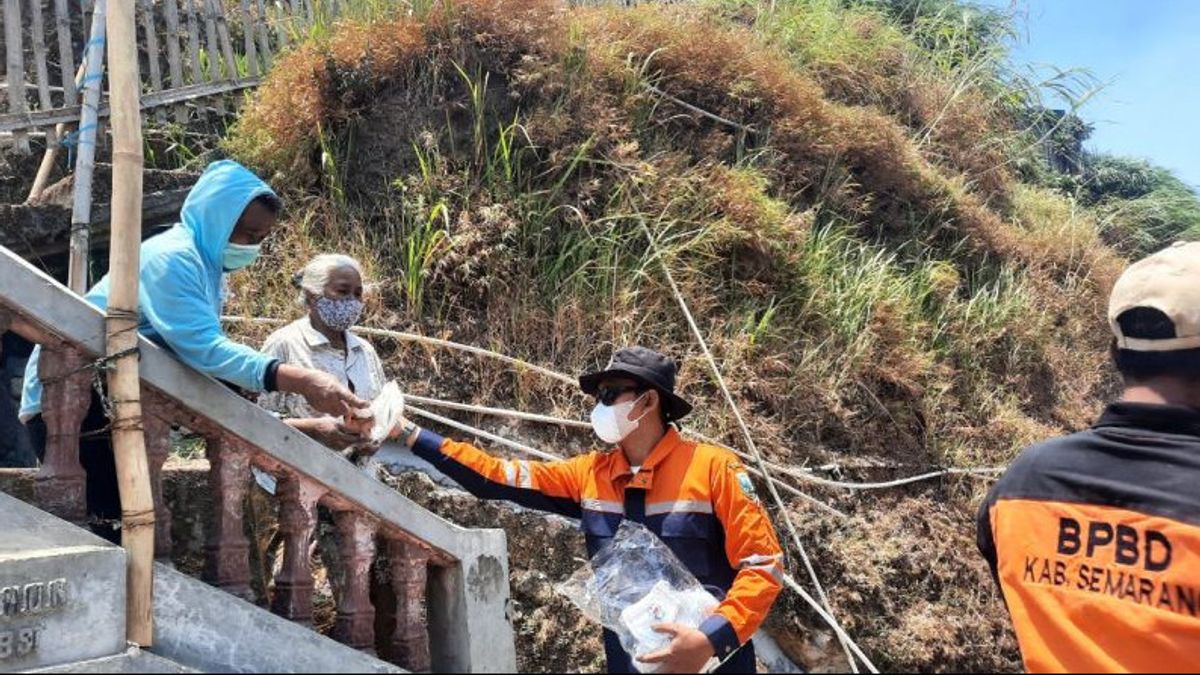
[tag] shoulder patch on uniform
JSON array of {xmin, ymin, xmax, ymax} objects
[{"xmin": 736, "ymin": 471, "xmax": 759, "ymax": 503}]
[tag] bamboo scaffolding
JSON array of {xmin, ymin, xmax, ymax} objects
[
  {"xmin": 4, "ymin": 0, "xmax": 30, "ymax": 153},
  {"xmin": 68, "ymin": 0, "xmax": 108, "ymax": 295},
  {"xmin": 105, "ymin": 0, "xmax": 155, "ymax": 646},
  {"xmin": 161, "ymin": 0, "xmax": 187, "ymax": 123}
]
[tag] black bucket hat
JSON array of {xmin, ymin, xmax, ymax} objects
[{"xmin": 579, "ymin": 346, "xmax": 693, "ymax": 422}]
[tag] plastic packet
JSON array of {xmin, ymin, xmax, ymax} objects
[
  {"xmin": 557, "ymin": 520, "xmax": 719, "ymax": 673},
  {"xmin": 366, "ymin": 381, "xmax": 405, "ymax": 445}
]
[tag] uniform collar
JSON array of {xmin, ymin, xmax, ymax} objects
[
  {"xmin": 301, "ymin": 316, "xmax": 364, "ymax": 352},
  {"xmin": 609, "ymin": 427, "xmax": 683, "ymax": 483},
  {"xmin": 1096, "ymin": 401, "xmax": 1200, "ymax": 438}
]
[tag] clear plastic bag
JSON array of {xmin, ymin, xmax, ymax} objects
[{"xmin": 557, "ymin": 520, "xmax": 719, "ymax": 673}]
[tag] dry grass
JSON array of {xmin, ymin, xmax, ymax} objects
[{"xmin": 220, "ymin": 0, "xmax": 1136, "ymax": 670}]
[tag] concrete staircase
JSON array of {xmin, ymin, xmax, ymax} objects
[
  {"xmin": 0, "ymin": 490, "xmax": 399, "ymax": 673},
  {"xmin": 0, "ymin": 244, "xmax": 517, "ymax": 672}
]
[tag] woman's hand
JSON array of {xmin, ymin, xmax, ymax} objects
[
  {"xmin": 287, "ymin": 417, "xmax": 363, "ymax": 450},
  {"xmin": 276, "ymin": 365, "xmax": 369, "ymax": 417}
]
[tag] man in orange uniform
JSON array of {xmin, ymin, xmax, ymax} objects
[
  {"xmin": 395, "ymin": 346, "xmax": 784, "ymax": 673},
  {"xmin": 978, "ymin": 241, "xmax": 1200, "ymax": 673}
]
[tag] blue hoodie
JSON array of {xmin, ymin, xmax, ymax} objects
[{"xmin": 20, "ymin": 160, "xmax": 279, "ymax": 421}]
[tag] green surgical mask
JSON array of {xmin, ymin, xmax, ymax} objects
[{"xmin": 223, "ymin": 243, "xmax": 261, "ymax": 271}]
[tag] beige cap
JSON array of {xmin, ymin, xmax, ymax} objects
[{"xmin": 1109, "ymin": 241, "xmax": 1200, "ymax": 352}]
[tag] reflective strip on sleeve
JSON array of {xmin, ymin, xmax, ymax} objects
[
  {"xmin": 581, "ymin": 498, "xmax": 624, "ymax": 514},
  {"xmin": 645, "ymin": 500, "xmax": 715, "ymax": 516}
]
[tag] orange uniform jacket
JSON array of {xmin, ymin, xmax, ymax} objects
[
  {"xmin": 978, "ymin": 402, "xmax": 1200, "ymax": 673},
  {"xmin": 412, "ymin": 426, "xmax": 784, "ymax": 662}
]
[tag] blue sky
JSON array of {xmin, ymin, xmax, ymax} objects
[{"xmin": 985, "ymin": 0, "xmax": 1200, "ymax": 189}]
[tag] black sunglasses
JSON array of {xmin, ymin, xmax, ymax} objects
[{"xmin": 594, "ymin": 385, "xmax": 645, "ymax": 406}]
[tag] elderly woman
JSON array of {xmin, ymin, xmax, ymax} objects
[{"xmin": 258, "ymin": 254, "xmax": 386, "ymax": 453}]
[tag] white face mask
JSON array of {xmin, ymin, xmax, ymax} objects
[{"xmin": 590, "ymin": 393, "xmax": 648, "ymax": 445}]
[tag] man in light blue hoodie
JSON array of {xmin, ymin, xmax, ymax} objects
[{"xmin": 20, "ymin": 160, "xmax": 368, "ymax": 540}]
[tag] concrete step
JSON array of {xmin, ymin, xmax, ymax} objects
[
  {"xmin": 0, "ymin": 492, "xmax": 126, "ymax": 673},
  {"xmin": 28, "ymin": 646, "xmax": 197, "ymax": 673},
  {"xmin": 152, "ymin": 564, "xmax": 402, "ymax": 674}
]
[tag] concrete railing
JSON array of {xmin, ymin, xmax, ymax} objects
[{"xmin": 0, "ymin": 245, "xmax": 517, "ymax": 673}]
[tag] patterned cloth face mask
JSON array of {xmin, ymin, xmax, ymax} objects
[{"xmin": 315, "ymin": 296, "xmax": 364, "ymax": 332}]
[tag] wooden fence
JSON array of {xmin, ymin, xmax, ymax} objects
[{"xmin": 0, "ymin": 0, "xmax": 318, "ymax": 150}]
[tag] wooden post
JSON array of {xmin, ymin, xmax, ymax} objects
[
  {"xmin": 161, "ymin": 0, "xmax": 187, "ymax": 123},
  {"xmin": 200, "ymin": 0, "xmax": 225, "ymax": 115},
  {"xmin": 105, "ymin": 0, "xmax": 155, "ymax": 646},
  {"xmin": 253, "ymin": 0, "xmax": 272, "ymax": 68},
  {"xmin": 209, "ymin": 0, "xmax": 239, "ymax": 82},
  {"xmin": 53, "ymin": 0, "xmax": 77, "ymax": 106},
  {"xmin": 3, "ymin": 0, "xmax": 30, "ymax": 154},
  {"xmin": 68, "ymin": 0, "xmax": 108, "ymax": 295},
  {"xmin": 239, "ymin": 0, "xmax": 258, "ymax": 78},
  {"xmin": 29, "ymin": 0, "xmax": 54, "ymax": 118},
  {"xmin": 183, "ymin": 0, "xmax": 206, "ymax": 119},
  {"xmin": 139, "ymin": 0, "xmax": 167, "ymax": 123},
  {"xmin": 276, "ymin": 0, "xmax": 296, "ymax": 47}
]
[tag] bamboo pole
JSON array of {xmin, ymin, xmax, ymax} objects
[
  {"xmin": 68, "ymin": 0, "xmax": 109, "ymax": 295},
  {"xmin": 4, "ymin": 0, "xmax": 30, "ymax": 153},
  {"xmin": 161, "ymin": 0, "xmax": 187, "ymax": 123},
  {"xmin": 105, "ymin": 0, "xmax": 155, "ymax": 647},
  {"xmin": 53, "ymin": 0, "xmax": 77, "ymax": 107},
  {"xmin": 138, "ymin": 0, "xmax": 167, "ymax": 123}
]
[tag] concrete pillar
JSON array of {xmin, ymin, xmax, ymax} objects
[
  {"xmin": 34, "ymin": 345, "xmax": 90, "ymax": 525},
  {"xmin": 271, "ymin": 473, "xmax": 324, "ymax": 624},
  {"xmin": 142, "ymin": 391, "xmax": 174, "ymax": 561},
  {"xmin": 385, "ymin": 538, "xmax": 431, "ymax": 672},
  {"xmin": 425, "ymin": 529, "xmax": 517, "ymax": 673},
  {"xmin": 203, "ymin": 433, "xmax": 253, "ymax": 600},
  {"xmin": 332, "ymin": 510, "xmax": 377, "ymax": 653}
]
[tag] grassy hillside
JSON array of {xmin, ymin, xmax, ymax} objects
[{"xmin": 215, "ymin": 0, "xmax": 1200, "ymax": 670}]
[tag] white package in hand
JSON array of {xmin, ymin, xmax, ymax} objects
[
  {"xmin": 557, "ymin": 521, "xmax": 720, "ymax": 672},
  {"xmin": 367, "ymin": 381, "xmax": 405, "ymax": 444},
  {"xmin": 620, "ymin": 580, "xmax": 680, "ymax": 657}
]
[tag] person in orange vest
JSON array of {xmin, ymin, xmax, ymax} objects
[
  {"xmin": 394, "ymin": 346, "xmax": 784, "ymax": 673},
  {"xmin": 978, "ymin": 241, "xmax": 1200, "ymax": 673}
]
